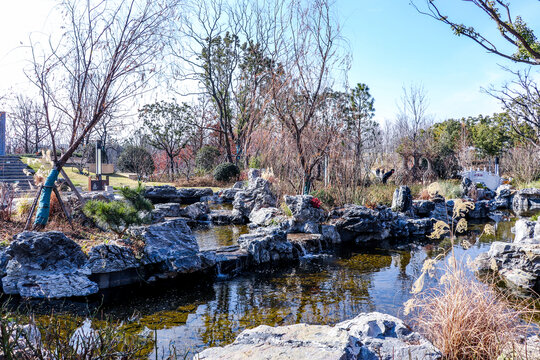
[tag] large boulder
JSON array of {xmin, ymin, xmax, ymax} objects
[
  {"xmin": 249, "ymin": 207, "xmax": 281, "ymax": 226},
  {"xmin": 209, "ymin": 210, "xmax": 246, "ymax": 225},
  {"xmin": 412, "ymin": 200, "xmax": 435, "ymax": 218},
  {"xmin": 466, "ymin": 200, "xmax": 490, "ymax": 219},
  {"xmin": 391, "ymin": 186, "xmax": 412, "ymax": 213},
  {"xmin": 181, "ymin": 202, "xmax": 210, "ymax": 221},
  {"xmin": 0, "ymin": 245, "xmax": 9, "ymax": 278},
  {"xmin": 130, "ymin": 219, "xmax": 202, "ymax": 273},
  {"xmin": 87, "ymin": 243, "xmax": 139, "ymax": 274},
  {"xmin": 2, "ymin": 232, "xmax": 98, "ymax": 298},
  {"xmin": 233, "ymin": 177, "xmax": 277, "ymax": 219},
  {"xmin": 195, "ymin": 312, "xmax": 441, "ymax": 360},
  {"xmin": 330, "ymin": 205, "xmax": 393, "ymax": 243},
  {"xmin": 284, "ymin": 195, "xmax": 325, "ymax": 223},
  {"xmin": 152, "ymin": 203, "xmax": 183, "ymax": 218},
  {"xmin": 514, "ymin": 219, "xmax": 540, "ymax": 244},
  {"xmin": 237, "ymin": 228, "xmax": 294, "ymax": 264},
  {"xmin": 144, "ymin": 185, "xmax": 213, "ymax": 204},
  {"xmin": 512, "ymin": 188, "xmax": 540, "ymax": 216},
  {"xmin": 217, "ymin": 188, "xmax": 243, "ymax": 202}
]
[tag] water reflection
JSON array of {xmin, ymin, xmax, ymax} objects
[{"xmin": 193, "ymin": 224, "xmax": 249, "ymax": 250}]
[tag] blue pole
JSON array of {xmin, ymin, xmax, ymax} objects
[{"xmin": 33, "ymin": 168, "xmax": 60, "ymax": 227}]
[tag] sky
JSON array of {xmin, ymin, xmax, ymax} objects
[{"xmin": 0, "ymin": 0, "xmax": 539, "ymax": 127}]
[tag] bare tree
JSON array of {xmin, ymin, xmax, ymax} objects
[
  {"xmin": 395, "ymin": 84, "xmax": 432, "ymax": 182},
  {"xmin": 269, "ymin": 0, "xmax": 347, "ymax": 194},
  {"xmin": 26, "ymin": 0, "xmax": 175, "ymax": 229},
  {"xmin": 484, "ymin": 68, "xmax": 540, "ymax": 148},
  {"xmin": 411, "ymin": 0, "xmax": 540, "ymax": 65},
  {"xmin": 10, "ymin": 95, "xmax": 47, "ymax": 153}
]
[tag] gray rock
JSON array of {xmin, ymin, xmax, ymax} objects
[
  {"xmin": 232, "ymin": 181, "xmax": 245, "ymax": 189},
  {"xmin": 238, "ymin": 228, "xmax": 294, "ymax": 264},
  {"xmin": 2, "ymin": 231, "xmax": 98, "ymax": 298},
  {"xmin": 152, "ymin": 203, "xmax": 183, "ymax": 218},
  {"xmin": 130, "ymin": 219, "xmax": 202, "ymax": 273},
  {"xmin": 249, "ymin": 207, "xmax": 280, "ymax": 226},
  {"xmin": 514, "ymin": 219, "xmax": 540, "ymax": 244},
  {"xmin": 412, "ymin": 200, "xmax": 435, "ymax": 218},
  {"xmin": 0, "ymin": 245, "xmax": 10, "ymax": 277},
  {"xmin": 284, "ymin": 195, "xmax": 325, "ymax": 223},
  {"xmin": 181, "ymin": 202, "xmax": 210, "ymax": 220},
  {"xmin": 217, "ymin": 188, "xmax": 243, "ymax": 202},
  {"xmin": 233, "ymin": 177, "xmax": 277, "ymax": 218},
  {"xmin": 87, "ymin": 243, "xmax": 139, "ymax": 274},
  {"xmin": 195, "ymin": 312, "xmax": 441, "ymax": 360},
  {"xmin": 209, "ymin": 210, "xmax": 246, "ymax": 225},
  {"xmin": 248, "ymin": 168, "xmax": 261, "ymax": 181},
  {"xmin": 512, "ymin": 188, "xmax": 540, "ymax": 216},
  {"xmin": 461, "ymin": 177, "xmax": 474, "ymax": 198},
  {"xmin": 331, "ymin": 205, "xmax": 393, "ymax": 242},
  {"xmin": 467, "ymin": 200, "xmax": 490, "ymax": 219},
  {"xmin": 145, "ymin": 185, "xmax": 213, "ymax": 204},
  {"xmin": 321, "ymin": 224, "xmax": 341, "ymax": 244},
  {"xmin": 391, "ymin": 186, "xmax": 412, "ymax": 213}
]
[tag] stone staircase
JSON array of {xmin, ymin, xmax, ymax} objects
[{"xmin": 0, "ymin": 155, "xmax": 35, "ymax": 191}]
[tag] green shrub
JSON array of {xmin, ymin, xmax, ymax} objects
[
  {"xmin": 117, "ymin": 146, "xmax": 155, "ymax": 180},
  {"xmin": 280, "ymin": 202, "xmax": 292, "ymax": 217},
  {"xmin": 119, "ymin": 183, "xmax": 153, "ymax": 212},
  {"xmin": 83, "ymin": 200, "xmax": 144, "ymax": 238},
  {"xmin": 531, "ymin": 214, "xmax": 539, "ymax": 221},
  {"xmin": 196, "ymin": 146, "xmax": 221, "ymax": 171},
  {"xmin": 213, "ymin": 162, "xmax": 240, "ymax": 182},
  {"xmin": 248, "ymin": 156, "xmax": 262, "ymax": 169}
]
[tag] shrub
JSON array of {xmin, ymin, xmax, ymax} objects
[
  {"xmin": 310, "ymin": 188, "xmax": 336, "ymax": 207},
  {"xmin": 83, "ymin": 200, "xmax": 141, "ymax": 238},
  {"xmin": 119, "ymin": 183, "xmax": 153, "ymax": 212},
  {"xmin": 280, "ymin": 202, "xmax": 292, "ymax": 217},
  {"xmin": 117, "ymin": 146, "xmax": 155, "ymax": 180},
  {"xmin": 196, "ymin": 146, "xmax": 220, "ymax": 171},
  {"xmin": 213, "ymin": 162, "xmax": 240, "ymax": 182},
  {"xmin": 248, "ymin": 156, "xmax": 262, "ymax": 169}
]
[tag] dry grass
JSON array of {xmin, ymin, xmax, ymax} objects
[
  {"xmin": 174, "ymin": 174, "xmax": 229, "ymax": 190},
  {"xmin": 407, "ymin": 263, "xmax": 534, "ymax": 360}
]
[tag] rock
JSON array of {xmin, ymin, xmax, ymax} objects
[
  {"xmin": 495, "ymin": 184, "xmax": 512, "ymax": 207},
  {"xmin": 238, "ymin": 228, "xmax": 294, "ymax": 264},
  {"xmin": 69, "ymin": 319, "xmax": 99, "ymax": 354},
  {"xmin": 195, "ymin": 312, "xmax": 441, "ymax": 360},
  {"xmin": 217, "ymin": 188, "xmax": 243, "ymax": 202},
  {"xmin": 249, "ymin": 207, "xmax": 280, "ymax": 226},
  {"xmin": 209, "ymin": 210, "xmax": 246, "ymax": 225},
  {"xmin": 412, "ymin": 200, "xmax": 435, "ymax": 218},
  {"xmin": 0, "ymin": 245, "xmax": 10, "ymax": 277},
  {"xmin": 467, "ymin": 200, "xmax": 490, "ymax": 219},
  {"xmin": 248, "ymin": 168, "xmax": 261, "ymax": 181},
  {"xmin": 232, "ymin": 181, "xmax": 245, "ymax": 189},
  {"xmin": 288, "ymin": 233, "xmax": 324, "ymax": 255},
  {"xmin": 512, "ymin": 188, "xmax": 540, "ymax": 216},
  {"xmin": 514, "ymin": 219, "xmax": 540, "ymax": 244},
  {"xmin": 391, "ymin": 186, "xmax": 412, "ymax": 213},
  {"xmin": 130, "ymin": 219, "xmax": 202, "ymax": 273},
  {"xmin": 152, "ymin": 203, "xmax": 183, "ymax": 218},
  {"xmin": 406, "ymin": 218, "xmax": 435, "ymax": 236},
  {"xmin": 321, "ymin": 224, "xmax": 341, "ymax": 244},
  {"xmin": 475, "ymin": 241, "xmax": 540, "ymax": 294},
  {"xmin": 144, "ymin": 185, "xmax": 213, "ymax": 204},
  {"xmin": 331, "ymin": 205, "xmax": 393, "ymax": 243},
  {"xmin": 461, "ymin": 177, "xmax": 474, "ymax": 198},
  {"xmin": 2, "ymin": 231, "xmax": 98, "ymax": 298},
  {"xmin": 87, "ymin": 243, "xmax": 139, "ymax": 274},
  {"xmin": 233, "ymin": 177, "xmax": 277, "ymax": 218},
  {"xmin": 181, "ymin": 202, "xmax": 210, "ymax": 221},
  {"xmin": 284, "ymin": 195, "xmax": 325, "ymax": 223}
]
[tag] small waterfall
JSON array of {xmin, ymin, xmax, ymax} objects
[
  {"xmin": 297, "ymin": 243, "xmax": 308, "ymax": 257},
  {"xmin": 216, "ymin": 261, "xmax": 227, "ymax": 279}
]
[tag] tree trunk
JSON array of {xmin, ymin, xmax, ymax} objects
[{"xmin": 33, "ymin": 168, "xmax": 59, "ymax": 228}]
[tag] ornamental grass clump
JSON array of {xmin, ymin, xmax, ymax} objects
[{"xmin": 404, "ymin": 183, "xmax": 534, "ymax": 360}]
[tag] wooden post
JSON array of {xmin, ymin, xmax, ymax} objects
[
  {"xmin": 24, "ymin": 185, "xmax": 43, "ymax": 230},
  {"xmin": 53, "ymin": 186, "xmax": 74, "ymax": 230},
  {"xmin": 60, "ymin": 168, "xmax": 84, "ymax": 204}
]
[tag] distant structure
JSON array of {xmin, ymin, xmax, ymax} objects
[{"xmin": 0, "ymin": 112, "xmax": 5, "ymax": 156}]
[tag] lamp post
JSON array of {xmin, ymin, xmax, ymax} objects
[{"xmin": 96, "ymin": 140, "xmax": 102, "ymax": 182}]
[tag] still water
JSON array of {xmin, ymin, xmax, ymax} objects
[{"xmin": 89, "ymin": 219, "xmax": 516, "ymax": 358}]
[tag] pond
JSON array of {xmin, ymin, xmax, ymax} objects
[{"xmin": 6, "ymin": 217, "xmax": 536, "ymax": 359}]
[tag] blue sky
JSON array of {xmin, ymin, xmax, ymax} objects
[
  {"xmin": 338, "ymin": 0, "xmax": 540, "ymax": 124},
  {"xmin": 0, "ymin": 0, "xmax": 539, "ymax": 127}
]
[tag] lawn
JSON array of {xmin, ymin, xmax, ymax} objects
[{"xmin": 21, "ymin": 156, "xmax": 222, "ymax": 192}]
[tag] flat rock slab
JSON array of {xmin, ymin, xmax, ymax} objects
[
  {"xmin": 145, "ymin": 185, "xmax": 213, "ymax": 204},
  {"xmin": 195, "ymin": 312, "xmax": 441, "ymax": 360}
]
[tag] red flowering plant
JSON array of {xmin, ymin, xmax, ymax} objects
[{"xmin": 310, "ymin": 197, "xmax": 322, "ymax": 209}]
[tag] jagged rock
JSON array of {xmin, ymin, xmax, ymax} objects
[
  {"xmin": 217, "ymin": 188, "xmax": 243, "ymax": 202},
  {"xmin": 406, "ymin": 218, "xmax": 435, "ymax": 236},
  {"xmin": 144, "ymin": 185, "xmax": 213, "ymax": 204},
  {"xmin": 87, "ymin": 243, "xmax": 139, "ymax": 274},
  {"xmin": 301, "ymin": 221, "xmax": 320, "ymax": 234},
  {"xmin": 130, "ymin": 219, "xmax": 202, "ymax": 273},
  {"xmin": 152, "ymin": 203, "xmax": 183, "ymax": 218},
  {"xmin": 475, "ymin": 239, "xmax": 540, "ymax": 294},
  {"xmin": 195, "ymin": 311, "xmax": 441, "ymax": 360},
  {"xmin": 2, "ymin": 232, "xmax": 98, "ymax": 298},
  {"xmin": 493, "ymin": 184, "xmax": 513, "ymax": 209},
  {"xmin": 248, "ymin": 168, "xmax": 261, "ymax": 181},
  {"xmin": 512, "ymin": 188, "xmax": 540, "ymax": 216},
  {"xmin": 209, "ymin": 210, "xmax": 246, "ymax": 225},
  {"xmin": 514, "ymin": 219, "xmax": 540, "ymax": 244},
  {"xmin": 467, "ymin": 200, "xmax": 490, "ymax": 219},
  {"xmin": 321, "ymin": 224, "xmax": 341, "ymax": 244},
  {"xmin": 461, "ymin": 177, "xmax": 474, "ymax": 198},
  {"xmin": 0, "ymin": 245, "xmax": 9, "ymax": 277},
  {"xmin": 249, "ymin": 207, "xmax": 280, "ymax": 226},
  {"xmin": 238, "ymin": 228, "xmax": 294, "ymax": 264},
  {"xmin": 233, "ymin": 177, "xmax": 277, "ymax": 218},
  {"xmin": 232, "ymin": 181, "xmax": 245, "ymax": 189},
  {"xmin": 182, "ymin": 202, "xmax": 210, "ymax": 221},
  {"xmin": 288, "ymin": 233, "xmax": 324, "ymax": 255},
  {"xmin": 330, "ymin": 205, "xmax": 393, "ymax": 243},
  {"xmin": 412, "ymin": 200, "xmax": 435, "ymax": 218},
  {"xmin": 391, "ymin": 186, "xmax": 412, "ymax": 213},
  {"xmin": 284, "ymin": 195, "xmax": 325, "ymax": 223}
]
